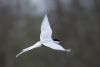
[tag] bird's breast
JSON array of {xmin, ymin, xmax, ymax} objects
[{"xmin": 40, "ymin": 39, "xmax": 54, "ymax": 43}]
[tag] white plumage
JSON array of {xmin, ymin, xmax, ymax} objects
[{"xmin": 16, "ymin": 14, "xmax": 71, "ymax": 58}]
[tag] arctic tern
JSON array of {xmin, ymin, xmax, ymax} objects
[{"xmin": 16, "ymin": 14, "xmax": 71, "ymax": 58}]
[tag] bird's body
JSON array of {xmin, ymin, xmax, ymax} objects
[{"xmin": 16, "ymin": 14, "xmax": 71, "ymax": 58}]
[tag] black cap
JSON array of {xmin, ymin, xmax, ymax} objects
[{"xmin": 53, "ymin": 39, "xmax": 60, "ymax": 42}]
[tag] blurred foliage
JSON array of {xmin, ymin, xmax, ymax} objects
[{"xmin": 0, "ymin": 0, "xmax": 100, "ymax": 67}]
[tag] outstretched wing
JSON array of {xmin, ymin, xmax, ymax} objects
[
  {"xmin": 43, "ymin": 42, "xmax": 66, "ymax": 51},
  {"xmin": 16, "ymin": 41, "xmax": 41, "ymax": 58},
  {"xmin": 40, "ymin": 14, "xmax": 52, "ymax": 41}
]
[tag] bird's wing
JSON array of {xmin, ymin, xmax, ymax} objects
[
  {"xmin": 43, "ymin": 42, "xmax": 66, "ymax": 51},
  {"xmin": 16, "ymin": 41, "xmax": 42, "ymax": 58},
  {"xmin": 40, "ymin": 14, "xmax": 52, "ymax": 41}
]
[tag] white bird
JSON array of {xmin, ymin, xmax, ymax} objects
[{"xmin": 16, "ymin": 14, "xmax": 71, "ymax": 58}]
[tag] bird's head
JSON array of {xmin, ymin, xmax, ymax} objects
[{"xmin": 53, "ymin": 39, "xmax": 61, "ymax": 44}]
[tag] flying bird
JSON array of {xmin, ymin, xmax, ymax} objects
[{"xmin": 16, "ymin": 14, "xmax": 71, "ymax": 58}]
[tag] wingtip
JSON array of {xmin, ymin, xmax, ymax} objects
[
  {"xmin": 44, "ymin": 14, "xmax": 47, "ymax": 17},
  {"xmin": 16, "ymin": 51, "xmax": 24, "ymax": 58},
  {"xmin": 44, "ymin": 14, "xmax": 48, "ymax": 19},
  {"xmin": 16, "ymin": 54, "xmax": 19, "ymax": 58},
  {"xmin": 16, "ymin": 53, "xmax": 21, "ymax": 58},
  {"xmin": 41, "ymin": 13, "xmax": 49, "ymax": 28},
  {"xmin": 65, "ymin": 49, "xmax": 71, "ymax": 52}
]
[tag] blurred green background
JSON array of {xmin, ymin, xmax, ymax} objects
[{"xmin": 0, "ymin": 0, "xmax": 100, "ymax": 67}]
